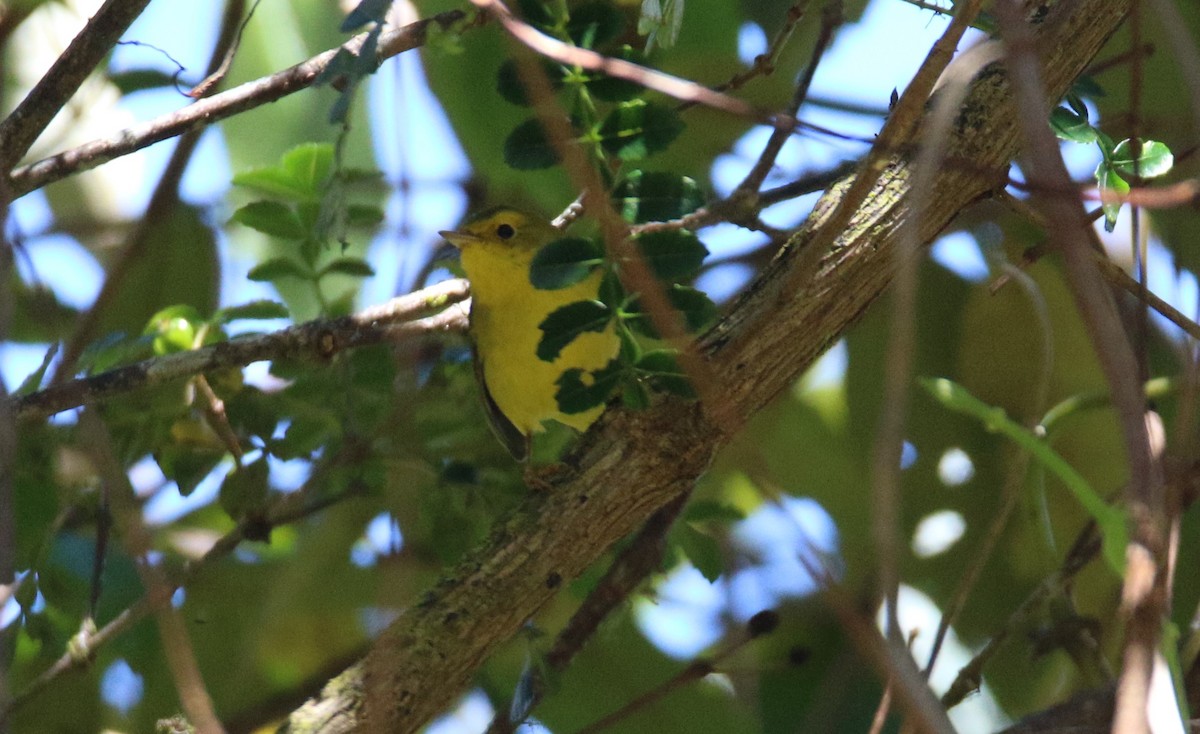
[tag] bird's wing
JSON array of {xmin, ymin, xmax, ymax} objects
[{"xmin": 471, "ymin": 340, "xmax": 528, "ymax": 462}]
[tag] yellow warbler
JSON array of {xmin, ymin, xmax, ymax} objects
[{"xmin": 440, "ymin": 207, "xmax": 619, "ymax": 461}]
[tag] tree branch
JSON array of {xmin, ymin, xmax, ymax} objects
[
  {"xmin": 0, "ymin": 0, "xmax": 152, "ymax": 169},
  {"xmin": 5, "ymin": 9, "xmax": 476, "ymax": 198},
  {"xmin": 276, "ymin": 1, "xmax": 1133, "ymax": 731},
  {"xmin": 11, "ymin": 279, "xmax": 469, "ymax": 421}
]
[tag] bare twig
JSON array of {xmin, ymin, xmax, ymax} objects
[
  {"xmin": 0, "ymin": 0, "xmax": 153, "ymax": 169},
  {"xmin": 942, "ymin": 524, "xmax": 1104, "ymax": 708},
  {"xmin": 6, "ymin": 9, "xmax": 475, "ymax": 198},
  {"xmin": 783, "ymin": 0, "xmax": 986, "ymax": 296},
  {"xmin": 47, "ymin": 0, "xmax": 250, "ymax": 388},
  {"xmin": 487, "ymin": 495, "xmax": 689, "ymax": 734},
  {"xmin": 923, "ymin": 263, "xmax": 1054, "ymax": 678},
  {"xmin": 871, "ymin": 0, "xmax": 985, "ymax": 643},
  {"xmin": 705, "ymin": 2, "xmax": 812, "ymax": 100},
  {"xmin": 78, "ymin": 409, "xmax": 225, "ymax": 732},
  {"xmin": 477, "ymin": 0, "xmax": 791, "ymax": 130},
  {"xmin": 13, "ymin": 279, "xmax": 470, "ymax": 420},
  {"xmin": 990, "ymin": 190, "xmax": 1200, "ymax": 342},
  {"xmin": 0, "ymin": 440, "xmax": 372, "ymax": 724},
  {"xmin": 734, "ymin": 0, "xmax": 837, "ymax": 197},
  {"xmin": 573, "ymin": 611, "xmax": 778, "ymax": 734},
  {"xmin": 188, "ymin": 0, "xmax": 254, "ymax": 98},
  {"xmin": 992, "ymin": 3, "xmax": 1162, "ymax": 733}
]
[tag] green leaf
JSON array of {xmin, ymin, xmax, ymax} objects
[
  {"xmin": 597, "ymin": 100, "xmax": 684, "ymax": 161},
  {"xmin": 1095, "ymin": 162, "xmax": 1129, "ymax": 233},
  {"xmin": 504, "ymin": 118, "xmax": 560, "ymax": 170},
  {"xmin": 232, "ymin": 143, "xmax": 334, "ymax": 201},
  {"xmin": 668, "ymin": 284, "xmax": 718, "ymax": 332},
  {"xmin": 919, "ymin": 377, "xmax": 1128, "ymax": 573},
  {"xmin": 273, "ymin": 415, "xmax": 337, "ymax": 460},
  {"xmin": 15, "ymin": 343, "xmax": 59, "ymax": 396},
  {"xmin": 214, "ymin": 300, "xmax": 290, "ymax": 323},
  {"xmin": 537, "ymin": 300, "xmax": 613, "ymax": 362},
  {"xmin": 530, "ymin": 237, "xmax": 605, "ymax": 290},
  {"xmin": 496, "ymin": 58, "xmax": 565, "ymax": 106},
  {"xmin": 598, "ymin": 269, "xmax": 627, "ymax": 309},
  {"xmin": 230, "ymin": 200, "xmax": 306, "ymax": 240},
  {"xmin": 110, "ymin": 68, "xmax": 177, "ymax": 95},
  {"xmin": 684, "ymin": 501, "xmax": 745, "ymax": 523},
  {"xmin": 585, "ymin": 46, "xmax": 647, "ymax": 102},
  {"xmin": 612, "ymin": 171, "xmax": 704, "ymax": 223},
  {"xmin": 617, "ymin": 324, "xmax": 641, "ymax": 362},
  {"xmin": 282, "ymin": 142, "xmax": 335, "ymax": 195},
  {"xmin": 1050, "ymin": 107, "xmax": 1097, "ymax": 144},
  {"xmin": 77, "ymin": 332, "xmax": 152, "ymax": 375},
  {"xmin": 1111, "ymin": 139, "xmax": 1174, "ymax": 179},
  {"xmin": 248, "ymin": 258, "xmax": 311, "ymax": 282},
  {"xmin": 218, "ymin": 459, "xmax": 270, "ymax": 520},
  {"xmin": 621, "ymin": 375, "xmax": 651, "ymax": 409},
  {"xmin": 634, "ymin": 229, "xmax": 708, "ymax": 281},
  {"xmin": 675, "ymin": 522, "xmax": 724, "ymax": 582},
  {"xmin": 1065, "ymin": 92, "xmax": 1090, "ymax": 120},
  {"xmin": 635, "ymin": 349, "xmax": 693, "ymax": 397},
  {"xmin": 318, "ymin": 258, "xmax": 376, "ymax": 278},
  {"xmin": 555, "ymin": 358, "xmax": 622, "ymax": 414},
  {"xmin": 345, "ymin": 204, "xmax": 385, "ymax": 228},
  {"xmin": 156, "ymin": 440, "xmax": 224, "ymax": 498},
  {"xmin": 567, "ymin": 1, "xmax": 625, "ymax": 48}
]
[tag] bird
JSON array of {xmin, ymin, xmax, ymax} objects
[{"xmin": 440, "ymin": 207, "xmax": 619, "ymax": 461}]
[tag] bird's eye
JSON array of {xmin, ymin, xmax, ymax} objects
[{"xmin": 496, "ymin": 223, "xmax": 516, "ymax": 240}]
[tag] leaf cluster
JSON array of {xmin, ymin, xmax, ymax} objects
[
  {"xmin": 1050, "ymin": 84, "xmax": 1174, "ymax": 231},
  {"xmin": 231, "ymin": 143, "xmax": 384, "ymax": 317}
]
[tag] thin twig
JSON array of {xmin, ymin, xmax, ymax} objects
[
  {"xmin": 188, "ymin": 0, "xmax": 255, "ymax": 98},
  {"xmin": 871, "ymin": 0, "xmax": 986, "ymax": 642},
  {"xmin": 0, "ymin": 440, "xmax": 372, "ymax": 724},
  {"xmin": 941, "ymin": 524, "xmax": 1103, "ymax": 708},
  {"xmin": 487, "ymin": 494, "xmax": 689, "ymax": 734},
  {"xmin": 480, "ymin": 0, "xmax": 792, "ymax": 131},
  {"xmin": 47, "ymin": 0, "xmax": 250, "ymax": 388},
  {"xmin": 78, "ymin": 409, "xmax": 225, "ymax": 732},
  {"xmin": 0, "ymin": 0, "xmax": 153, "ymax": 169},
  {"xmin": 704, "ymin": 2, "xmax": 812, "ymax": 101},
  {"xmin": 13, "ymin": 279, "xmax": 470, "ymax": 420},
  {"xmin": 992, "ymin": 3, "xmax": 1162, "ymax": 732},
  {"xmin": 734, "ymin": 0, "xmax": 837, "ymax": 197},
  {"xmin": 782, "ymin": 0, "xmax": 986, "ymax": 296},
  {"xmin": 924, "ymin": 262, "xmax": 1054, "ymax": 678},
  {"xmin": 573, "ymin": 611, "xmax": 778, "ymax": 734},
  {"xmin": 6, "ymin": 9, "xmax": 475, "ymax": 198}
]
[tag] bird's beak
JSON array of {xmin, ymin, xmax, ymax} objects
[{"xmin": 439, "ymin": 229, "xmax": 483, "ymax": 249}]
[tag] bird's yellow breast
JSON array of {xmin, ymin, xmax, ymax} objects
[{"xmin": 461, "ymin": 242, "xmax": 618, "ymax": 435}]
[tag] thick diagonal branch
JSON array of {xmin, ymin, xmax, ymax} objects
[{"xmin": 279, "ymin": 1, "xmax": 1132, "ymax": 732}]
